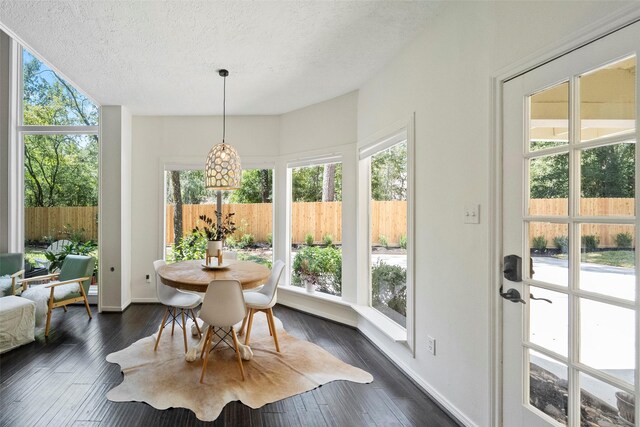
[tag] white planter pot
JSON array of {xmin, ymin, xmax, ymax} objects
[
  {"xmin": 305, "ymin": 280, "xmax": 315, "ymax": 293},
  {"xmin": 207, "ymin": 240, "xmax": 223, "ymax": 255}
]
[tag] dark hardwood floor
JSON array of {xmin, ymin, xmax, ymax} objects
[{"xmin": 0, "ymin": 304, "xmax": 460, "ymax": 426}]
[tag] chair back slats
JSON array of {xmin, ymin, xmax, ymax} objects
[{"xmin": 200, "ymin": 280, "xmax": 246, "ymax": 327}]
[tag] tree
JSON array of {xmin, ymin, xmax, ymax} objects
[
  {"xmin": 170, "ymin": 171, "xmax": 183, "ymax": 248},
  {"xmin": 371, "ymin": 142, "xmax": 407, "ymax": 201},
  {"xmin": 322, "ymin": 163, "xmax": 336, "ymax": 202},
  {"xmin": 229, "ymin": 169, "xmax": 273, "ymax": 203},
  {"xmin": 22, "ymin": 50, "xmax": 99, "ymax": 208},
  {"xmin": 292, "ymin": 164, "xmax": 342, "ymax": 202}
]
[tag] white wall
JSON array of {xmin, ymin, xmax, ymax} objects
[
  {"xmin": 355, "ymin": 2, "xmax": 637, "ymax": 426},
  {"xmin": 100, "ymin": 105, "xmax": 132, "ymax": 311},
  {"xmin": 130, "ymin": 116, "xmax": 280, "ymax": 301}
]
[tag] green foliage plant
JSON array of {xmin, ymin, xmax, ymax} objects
[
  {"xmin": 553, "ymin": 235, "xmax": 569, "ymax": 253},
  {"xmin": 266, "ymin": 233, "xmax": 273, "ymax": 247},
  {"xmin": 292, "ymin": 246, "xmax": 342, "ymax": 295},
  {"xmin": 322, "ymin": 234, "xmax": 333, "ymax": 246},
  {"xmin": 45, "ymin": 240, "xmax": 97, "ymax": 273},
  {"xmin": 238, "ymin": 233, "xmax": 255, "ymax": 249},
  {"xmin": 171, "ymin": 230, "xmax": 207, "ymax": 262},
  {"xmin": 399, "ymin": 234, "xmax": 407, "ymax": 250},
  {"xmin": 378, "ymin": 235, "xmax": 389, "ymax": 248},
  {"xmin": 304, "ymin": 233, "xmax": 314, "ymax": 246},
  {"xmin": 531, "ymin": 235, "xmax": 548, "ymax": 251},
  {"xmin": 581, "ymin": 234, "xmax": 600, "ymax": 252},
  {"xmin": 615, "ymin": 232, "xmax": 633, "ymax": 249},
  {"xmin": 371, "ymin": 261, "xmax": 406, "ymax": 317},
  {"xmin": 193, "ymin": 213, "xmax": 237, "ymax": 241},
  {"xmin": 225, "ymin": 235, "xmax": 238, "ymax": 248}
]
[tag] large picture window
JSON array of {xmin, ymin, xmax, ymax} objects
[
  {"xmin": 289, "ymin": 160, "xmax": 343, "ymax": 297},
  {"xmin": 20, "ymin": 48, "xmax": 100, "ymax": 295},
  {"xmin": 164, "ymin": 167, "xmax": 273, "ymax": 266}
]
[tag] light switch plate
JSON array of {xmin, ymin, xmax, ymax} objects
[{"xmin": 464, "ymin": 204, "xmax": 480, "ymax": 224}]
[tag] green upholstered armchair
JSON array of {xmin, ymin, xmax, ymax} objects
[
  {"xmin": 21, "ymin": 255, "xmax": 95, "ymax": 337},
  {"xmin": 0, "ymin": 253, "xmax": 25, "ymax": 296}
]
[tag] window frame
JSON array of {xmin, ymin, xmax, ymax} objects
[{"xmin": 357, "ymin": 114, "xmax": 415, "ymax": 352}]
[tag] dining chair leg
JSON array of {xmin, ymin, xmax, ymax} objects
[
  {"xmin": 199, "ymin": 327, "xmax": 212, "ymax": 384},
  {"xmin": 266, "ymin": 311, "xmax": 273, "ymax": 336},
  {"xmin": 200, "ymin": 326, "xmax": 212, "ymax": 360},
  {"xmin": 231, "ymin": 327, "xmax": 245, "ymax": 381},
  {"xmin": 181, "ymin": 309, "xmax": 188, "ymax": 353},
  {"xmin": 244, "ymin": 308, "xmax": 255, "ymax": 345},
  {"xmin": 63, "ymin": 306, "xmax": 68, "ymax": 312},
  {"xmin": 266, "ymin": 308, "xmax": 280, "ymax": 352},
  {"xmin": 154, "ymin": 306, "xmax": 170, "ymax": 351},
  {"xmin": 190, "ymin": 309, "xmax": 202, "ymax": 338},
  {"xmin": 171, "ymin": 307, "xmax": 176, "ymax": 336},
  {"xmin": 238, "ymin": 314, "xmax": 248, "ymax": 336}
]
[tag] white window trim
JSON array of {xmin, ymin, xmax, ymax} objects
[{"xmin": 357, "ymin": 113, "xmax": 416, "ymax": 354}]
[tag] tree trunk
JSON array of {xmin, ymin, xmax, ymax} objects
[
  {"xmin": 322, "ymin": 163, "xmax": 336, "ymax": 202},
  {"xmin": 171, "ymin": 171, "xmax": 183, "ymax": 247},
  {"xmin": 260, "ymin": 169, "xmax": 270, "ymax": 202}
]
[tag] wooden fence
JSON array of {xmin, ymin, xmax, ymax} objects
[
  {"xmin": 25, "ymin": 206, "xmax": 98, "ymax": 241},
  {"xmin": 24, "ymin": 198, "xmax": 634, "ymax": 248},
  {"xmin": 529, "ymin": 198, "xmax": 634, "ymax": 248},
  {"xmin": 165, "ymin": 201, "xmax": 408, "ymax": 245}
]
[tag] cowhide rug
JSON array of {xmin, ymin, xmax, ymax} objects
[{"xmin": 106, "ymin": 314, "xmax": 373, "ymax": 421}]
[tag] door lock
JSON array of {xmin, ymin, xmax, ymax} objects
[{"xmin": 503, "ymin": 255, "xmax": 522, "ymax": 282}]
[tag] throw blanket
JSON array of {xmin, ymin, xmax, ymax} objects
[
  {"xmin": 0, "ymin": 275, "xmax": 12, "ymax": 297},
  {"xmin": 22, "ymin": 282, "xmax": 80, "ymax": 325}
]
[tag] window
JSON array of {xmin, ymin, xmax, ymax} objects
[
  {"xmin": 289, "ymin": 160, "xmax": 343, "ymax": 297},
  {"xmin": 359, "ymin": 124, "xmax": 414, "ymax": 333},
  {"xmin": 164, "ymin": 167, "xmax": 273, "ymax": 266},
  {"xmin": 20, "ymin": 48, "xmax": 100, "ymax": 293}
]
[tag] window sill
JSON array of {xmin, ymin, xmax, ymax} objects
[
  {"xmin": 277, "ymin": 285, "xmax": 351, "ymax": 306},
  {"xmin": 351, "ymin": 304, "xmax": 407, "ymax": 343}
]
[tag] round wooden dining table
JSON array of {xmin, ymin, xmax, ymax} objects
[
  {"xmin": 155, "ymin": 259, "xmax": 271, "ymax": 362},
  {"xmin": 157, "ymin": 259, "xmax": 271, "ymax": 292}
]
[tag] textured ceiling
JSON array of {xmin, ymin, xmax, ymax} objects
[{"xmin": 0, "ymin": 1, "xmax": 440, "ymax": 115}]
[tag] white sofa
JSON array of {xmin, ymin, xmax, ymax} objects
[{"xmin": 0, "ymin": 296, "xmax": 36, "ymax": 353}]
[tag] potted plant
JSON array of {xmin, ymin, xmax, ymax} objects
[
  {"xmin": 299, "ymin": 259, "xmax": 320, "ymax": 293},
  {"xmin": 193, "ymin": 212, "xmax": 237, "ymax": 256}
]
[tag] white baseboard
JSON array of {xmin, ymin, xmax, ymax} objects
[
  {"xmin": 358, "ymin": 319, "xmax": 476, "ymax": 427},
  {"xmin": 101, "ymin": 305, "xmax": 125, "ymax": 312},
  {"xmin": 131, "ymin": 297, "xmax": 159, "ymax": 303}
]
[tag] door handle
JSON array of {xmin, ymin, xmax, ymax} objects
[
  {"xmin": 499, "ymin": 285, "xmax": 525, "ymax": 304},
  {"xmin": 530, "ymin": 293, "xmax": 552, "ymax": 304}
]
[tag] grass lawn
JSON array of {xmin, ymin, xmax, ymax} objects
[{"xmin": 556, "ymin": 250, "xmax": 635, "ymax": 268}]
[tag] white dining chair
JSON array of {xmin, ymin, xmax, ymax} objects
[
  {"xmin": 241, "ymin": 259, "xmax": 285, "ymax": 352},
  {"xmin": 153, "ymin": 259, "xmax": 202, "ymax": 353},
  {"xmin": 199, "ymin": 279, "xmax": 247, "ymax": 383}
]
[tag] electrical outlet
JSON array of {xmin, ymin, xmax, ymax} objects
[
  {"xmin": 427, "ymin": 336, "xmax": 436, "ymax": 355},
  {"xmin": 145, "ymin": 274, "xmax": 151, "ymax": 284}
]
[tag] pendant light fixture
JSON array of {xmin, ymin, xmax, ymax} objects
[{"xmin": 205, "ymin": 69, "xmax": 242, "ymax": 190}]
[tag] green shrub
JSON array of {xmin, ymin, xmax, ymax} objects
[
  {"xmin": 304, "ymin": 233, "xmax": 314, "ymax": 246},
  {"xmin": 615, "ymin": 232, "xmax": 633, "ymax": 249},
  {"xmin": 171, "ymin": 230, "xmax": 207, "ymax": 262},
  {"xmin": 322, "ymin": 234, "xmax": 333, "ymax": 246},
  {"xmin": 371, "ymin": 261, "xmax": 406, "ymax": 317},
  {"xmin": 531, "ymin": 235, "xmax": 548, "ymax": 251},
  {"xmin": 379, "ymin": 235, "xmax": 389, "ymax": 248},
  {"xmin": 266, "ymin": 233, "xmax": 273, "ymax": 247},
  {"xmin": 237, "ymin": 233, "xmax": 255, "ymax": 249},
  {"xmin": 292, "ymin": 246, "xmax": 342, "ymax": 295},
  {"xmin": 225, "ymin": 235, "xmax": 238, "ymax": 248},
  {"xmin": 553, "ymin": 235, "xmax": 568, "ymax": 253},
  {"xmin": 45, "ymin": 239, "xmax": 98, "ymax": 274},
  {"xmin": 581, "ymin": 234, "xmax": 600, "ymax": 252},
  {"xmin": 399, "ymin": 234, "xmax": 407, "ymax": 250}
]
